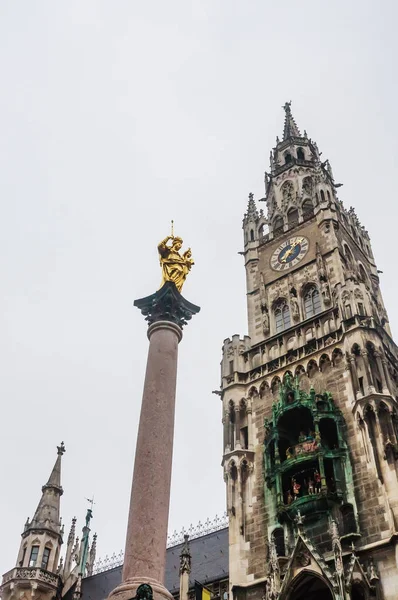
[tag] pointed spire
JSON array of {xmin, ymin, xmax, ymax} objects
[
  {"xmin": 87, "ymin": 533, "xmax": 97, "ymax": 576},
  {"xmin": 179, "ymin": 534, "xmax": 191, "ymax": 575},
  {"xmin": 27, "ymin": 442, "xmax": 65, "ymax": 535},
  {"xmin": 282, "ymin": 102, "xmax": 301, "ymax": 140},
  {"xmin": 68, "ymin": 517, "xmax": 77, "ymax": 546},
  {"xmin": 244, "ymin": 193, "xmax": 259, "ymax": 223}
]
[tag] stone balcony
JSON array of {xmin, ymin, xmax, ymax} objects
[{"xmin": 1, "ymin": 567, "xmax": 60, "ymax": 590}]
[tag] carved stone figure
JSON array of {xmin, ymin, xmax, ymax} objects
[
  {"xmin": 262, "ymin": 310, "xmax": 270, "ymax": 334},
  {"xmin": 321, "ymin": 280, "xmax": 331, "ymax": 305},
  {"xmin": 291, "ymin": 297, "xmax": 300, "ymax": 321}
]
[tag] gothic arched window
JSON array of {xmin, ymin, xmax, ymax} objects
[
  {"xmin": 273, "ymin": 215, "xmax": 284, "ymax": 236},
  {"xmin": 272, "ymin": 527, "xmax": 286, "ymax": 556},
  {"xmin": 302, "ymin": 199, "xmax": 314, "ymax": 219},
  {"xmin": 275, "ymin": 302, "xmax": 291, "ymax": 333},
  {"xmin": 284, "ymin": 152, "xmax": 292, "ymax": 164},
  {"xmin": 297, "ymin": 147, "xmax": 305, "ymax": 160},
  {"xmin": 304, "ymin": 286, "xmax": 322, "ymax": 318},
  {"xmin": 287, "ymin": 208, "xmax": 298, "ymax": 228}
]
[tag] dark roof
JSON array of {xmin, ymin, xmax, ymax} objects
[{"xmin": 81, "ymin": 528, "xmax": 229, "ymax": 600}]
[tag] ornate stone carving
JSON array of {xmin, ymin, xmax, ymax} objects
[{"xmin": 295, "ymin": 551, "xmax": 311, "ymax": 567}]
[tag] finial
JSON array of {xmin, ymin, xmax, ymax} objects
[
  {"xmin": 57, "ymin": 441, "xmax": 66, "ymax": 455},
  {"xmin": 179, "ymin": 534, "xmax": 191, "ymax": 575},
  {"xmin": 158, "ymin": 229, "xmax": 194, "ymax": 292}
]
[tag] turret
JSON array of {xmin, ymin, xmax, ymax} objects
[{"xmin": 1, "ymin": 443, "xmax": 66, "ymax": 600}]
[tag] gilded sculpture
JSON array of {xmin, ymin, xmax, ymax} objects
[{"xmin": 158, "ymin": 222, "xmax": 194, "ymax": 292}]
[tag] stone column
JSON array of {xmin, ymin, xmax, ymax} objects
[
  {"xmin": 348, "ymin": 356, "xmax": 360, "ymax": 397},
  {"xmin": 375, "ymin": 352, "xmax": 388, "ymax": 394},
  {"xmin": 108, "ymin": 282, "xmax": 199, "ymax": 600},
  {"xmin": 234, "ymin": 404, "xmax": 241, "ymax": 449},
  {"xmin": 223, "ymin": 410, "xmax": 230, "ymax": 452},
  {"xmin": 247, "ymin": 403, "xmax": 253, "ymax": 450}
]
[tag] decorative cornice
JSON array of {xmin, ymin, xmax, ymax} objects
[{"xmin": 134, "ymin": 281, "xmax": 200, "ymax": 329}]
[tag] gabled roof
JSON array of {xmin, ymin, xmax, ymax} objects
[
  {"xmin": 80, "ymin": 528, "xmax": 229, "ymax": 600},
  {"xmin": 278, "ymin": 534, "xmax": 335, "ymax": 598}
]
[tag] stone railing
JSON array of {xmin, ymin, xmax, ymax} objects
[
  {"xmin": 286, "ymin": 439, "xmax": 320, "ymax": 460},
  {"xmin": 1, "ymin": 567, "xmax": 59, "ymax": 587},
  {"xmin": 91, "ymin": 513, "xmax": 229, "ymax": 576}
]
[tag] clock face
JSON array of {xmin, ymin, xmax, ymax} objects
[{"xmin": 270, "ymin": 236, "xmax": 309, "ymax": 271}]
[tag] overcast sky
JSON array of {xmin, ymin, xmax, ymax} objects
[{"xmin": 1, "ymin": 0, "xmax": 397, "ymax": 573}]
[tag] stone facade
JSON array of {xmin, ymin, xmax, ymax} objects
[{"xmin": 221, "ymin": 104, "xmax": 398, "ymax": 600}]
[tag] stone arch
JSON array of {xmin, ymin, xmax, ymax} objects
[
  {"xmin": 285, "ymin": 571, "xmax": 334, "ymax": 600},
  {"xmin": 295, "ymin": 364, "xmax": 306, "ymax": 378},
  {"xmin": 303, "ymin": 283, "xmax": 322, "ymax": 318},
  {"xmin": 357, "ymin": 263, "xmax": 368, "ymax": 286},
  {"xmin": 271, "ymin": 376, "xmax": 281, "ymax": 395},
  {"xmin": 259, "ymin": 380, "xmax": 270, "ymax": 399},
  {"xmin": 332, "ymin": 348, "xmax": 343, "ymax": 366},
  {"xmin": 274, "ymin": 297, "xmax": 291, "ymax": 333},
  {"xmin": 302, "ymin": 198, "xmax": 314, "ymax": 219},
  {"xmin": 248, "ymin": 386, "xmax": 258, "ymax": 398},
  {"xmin": 319, "ymin": 354, "xmax": 331, "ymax": 373},
  {"xmin": 271, "ymin": 526, "xmax": 286, "ymax": 557},
  {"xmin": 273, "ymin": 214, "xmax": 284, "ymax": 236},
  {"xmin": 287, "ymin": 206, "xmax": 299, "ymax": 228},
  {"xmin": 307, "ymin": 359, "xmax": 319, "ymax": 378}
]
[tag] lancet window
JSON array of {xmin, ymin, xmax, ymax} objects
[
  {"xmin": 302, "ymin": 199, "xmax": 314, "ymax": 219},
  {"xmin": 275, "ymin": 302, "xmax": 291, "ymax": 333},
  {"xmin": 304, "ymin": 285, "xmax": 321, "ymax": 318}
]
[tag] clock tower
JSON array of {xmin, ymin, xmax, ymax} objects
[{"xmin": 221, "ymin": 104, "xmax": 398, "ymax": 600}]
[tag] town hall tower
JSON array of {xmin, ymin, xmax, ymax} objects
[{"xmin": 220, "ymin": 104, "xmax": 398, "ymax": 600}]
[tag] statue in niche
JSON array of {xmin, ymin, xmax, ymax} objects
[
  {"xmin": 316, "ymin": 244, "xmax": 327, "ymax": 281},
  {"xmin": 262, "ymin": 310, "xmax": 270, "ymax": 334},
  {"xmin": 291, "ymin": 296, "xmax": 300, "ymax": 321},
  {"xmin": 321, "ymin": 280, "xmax": 331, "ymax": 305},
  {"xmin": 282, "ymin": 181, "xmax": 294, "ymax": 210}
]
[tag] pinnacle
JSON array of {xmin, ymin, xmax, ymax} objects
[
  {"xmin": 282, "ymin": 101, "xmax": 301, "ymax": 140},
  {"xmin": 27, "ymin": 443, "xmax": 65, "ymax": 535}
]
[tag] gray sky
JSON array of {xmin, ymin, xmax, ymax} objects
[{"xmin": 1, "ymin": 0, "xmax": 397, "ymax": 571}]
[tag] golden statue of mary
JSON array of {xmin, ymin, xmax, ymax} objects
[{"xmin": 158, "ymin": 234, "xmax": 194, "ymax": 292}]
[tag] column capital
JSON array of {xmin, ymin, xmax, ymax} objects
[{"xmin": 134, "ymin": 281, "xmax": 200, "ymax": 331}]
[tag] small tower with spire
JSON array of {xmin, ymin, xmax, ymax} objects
[
  {"xmin": 179, "ymin": 535, "xmax": 191, "ymax": 600},
  {"xmin": 1, "ymin": 443, "xmax": 66, "ymax": 600}
]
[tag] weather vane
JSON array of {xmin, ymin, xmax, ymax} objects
[
  {"xmin": 85, "ymin": 496, "xmax": 95, "ymax": 510},
  {"xmin": 157, "ymin": 221, "xmax": 194, "ymax": 292}
]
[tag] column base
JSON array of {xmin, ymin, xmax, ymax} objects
[{"xmin": 108, "ymin": 578, "xmax": 173, "ymax": 600}]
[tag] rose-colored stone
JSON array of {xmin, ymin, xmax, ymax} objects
[{"xmin": 108, "ymin": 320, "xmax": 182, "ymax": 600}]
